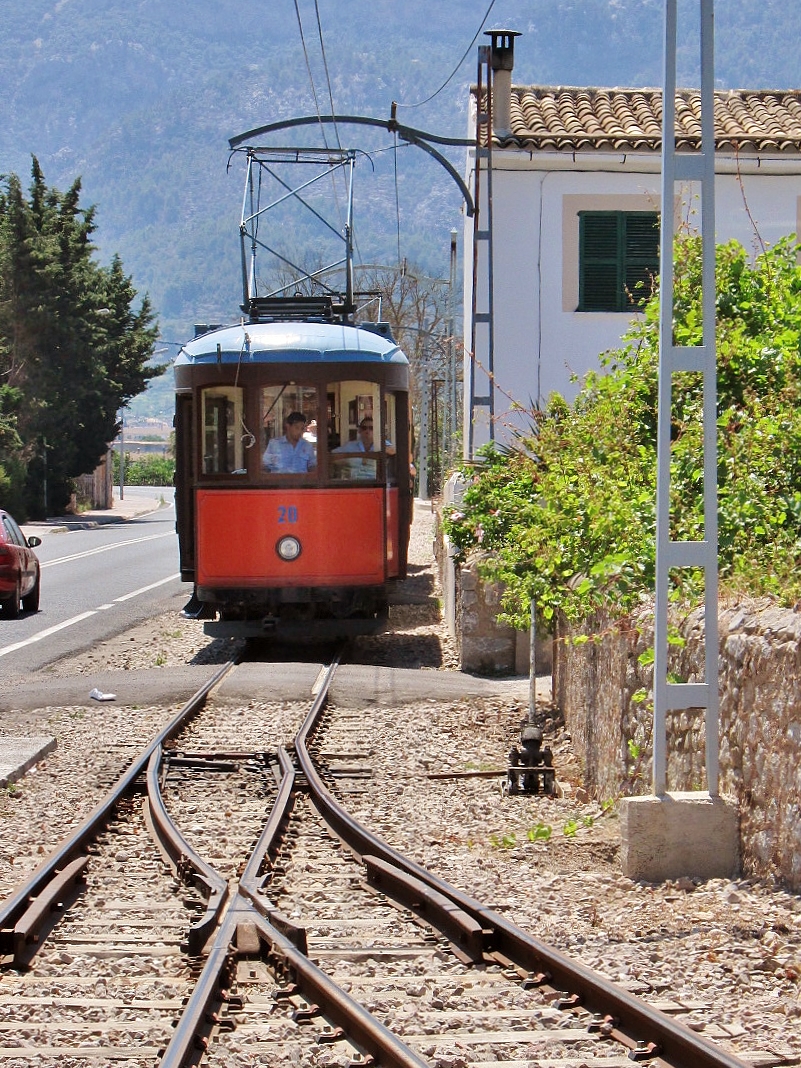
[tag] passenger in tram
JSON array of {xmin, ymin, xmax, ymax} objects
[
  {"xmin": 332, "ymin": 417, "xmax": 394, "ymax": 479},
  {"xmin": 334, "ymin": 417, "xmax": 395, "ymax": 455},
  {"xmin": 262, "ymin": 412, "xmax": 317, "ymax": 473}
]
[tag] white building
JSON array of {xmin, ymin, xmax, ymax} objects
[{"xmin": 463, "ymin": 32, "xmax": 801, "ymax": 454}]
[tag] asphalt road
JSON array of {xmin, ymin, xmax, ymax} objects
[{"xmin": 0, "ymin": 487, "xmax": 185, "ymax": 678}]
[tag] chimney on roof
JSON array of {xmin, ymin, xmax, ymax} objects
[{"xmin": 485, "ymin": 29, "xmax": 521, "ymax": 137}]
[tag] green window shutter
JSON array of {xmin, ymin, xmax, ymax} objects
[
  {"xmin": 623, "ymin": 213, "xmax": 660, "ymax": 308},
  {"xmin": 580, "ymin": 213, "xmax": 620, "ymax": 311},
  {"xmin": 579, "ymin": 211, "xmax": 659, "ymax": 312}
]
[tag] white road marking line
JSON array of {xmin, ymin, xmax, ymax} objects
[
  {"xmin": 0, "ymin": 612, "xmax": 97, "ymax": 658},
  {"xmin": 0, "ymin": 574, "xmax": 180, "ymax": 658},
  {"xmin": 113, "ymin": 574, "xmax": 180, "ymax": 602},
  {"xmin": 40, "ymin": 531, "xmax": 173, "ymax": 568}
]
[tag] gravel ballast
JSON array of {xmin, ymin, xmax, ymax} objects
[{"xmin": 0, "ymin": 500, "xmax": 799, "ymax": 1064}]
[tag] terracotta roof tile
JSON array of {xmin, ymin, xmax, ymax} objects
[{"xmin": 485, "ymin": 87, "xmax": 801, "ymax": 153}]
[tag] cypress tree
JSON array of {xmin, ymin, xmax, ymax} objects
[{"xmin": 0, "ymin": 159, "xmax": 160, "ymax": 517}]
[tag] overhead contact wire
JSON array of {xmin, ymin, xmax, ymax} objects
[{"xmin": 394, "ymin": 0, "xmax": 499, "ymax": 109}]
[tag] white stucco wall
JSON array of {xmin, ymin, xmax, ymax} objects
[{"xmin": 463, "ymin": 149, "xmax": 801, "ymax": 451}]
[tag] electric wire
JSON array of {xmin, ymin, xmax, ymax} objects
[
  {"xmin": 389, "ymin": 0, "xmax": 498, "ymax": 267},
  {"xmin": 293, "ymin": 0, "xmax": 331, "ymax": 149},
  {"xmin": 313, "ymin": 0, "xmax": 343, "ymax": 151},
  {"xmin": 394, "ymin": 0, "xmax": 499, "ymax": 110},
  {"xmin": 292, "ymin": 0, "xmax": 348, "ymax": 276}
]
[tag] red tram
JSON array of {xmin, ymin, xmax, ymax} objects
[{"xmin": 174, "ymin": 296, "xmax": 413, "ymax": 640}]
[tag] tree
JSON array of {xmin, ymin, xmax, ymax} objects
[
  {"xmin": 355, "ymin": 263, "xmax": 458, "ymax": 491},
  {"xmin": 0, "ymin": 160, "xmax": 160, "ymax": 517},
  {"xmin": 444, "ymin": 234, "xmax": 801, "ymax": 630}
]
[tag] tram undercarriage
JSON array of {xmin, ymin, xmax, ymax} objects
[{"xmin": 187, "ymin": 584, "xmax": 389, "ymax": 640}]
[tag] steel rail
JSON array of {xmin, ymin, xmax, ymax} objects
[
  {"xmin": 0, "ymin": 659, "xmax": 236, "ymax": 961},
  {"xmin": 144, "ymin": 742, "xmax": 230, "ymax": 956},
  {"xmin": 161, "ymin": 656, "xmax": 430, "ymax": 1068},
  {"xmin": 158, "ymin": 904, "xmax": 241, "ymax": 1068},
  {"xmin": 293, "ymin": 679, "xmax": 752, "ymax": 1068},
  {"xmin": 238, "ymin": 746, "xmax": 309, "ymax": 949}
]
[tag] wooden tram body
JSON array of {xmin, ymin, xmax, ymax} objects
[{"xmin": 174, "ymin": 309, "xmax": 412, "ymax": 639}]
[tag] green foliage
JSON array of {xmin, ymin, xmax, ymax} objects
[
  {"xmin": 112, "ymin": 452, "xmax": 175, "ymax": 488},
  {"xmin": 444, "ymin": 234, "xmax": 801, "ymax": 628},
  {"xmin": 0, "ymin": 162, "xmax": 160, "ymax": 517},
  {"xmin": 489, "ymin": 831, "xmax": 518, "ymax": 850}
]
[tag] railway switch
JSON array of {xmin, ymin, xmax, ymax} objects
[{"xmin": 505, "ymin": 719, "xmax": 556, "ymax": 796}]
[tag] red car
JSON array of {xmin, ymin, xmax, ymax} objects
[{"xmin": 0, "ymin": 510, "xmax": 41, "ymax": 617}]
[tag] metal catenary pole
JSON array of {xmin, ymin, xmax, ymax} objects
[{"xmin": 654, "ymin": 0, "xmax": 719, "ymax": 796}]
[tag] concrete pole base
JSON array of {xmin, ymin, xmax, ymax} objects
[{"xmin": 619, "ymin": 792, "xmax": 739, "ymax": 883}]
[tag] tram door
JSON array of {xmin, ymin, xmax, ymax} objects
[{"xmin": 174, "ymin": 393, "xmax": 195, "ymax": 580}]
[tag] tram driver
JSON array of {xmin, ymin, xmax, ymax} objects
[{"xmin": 262, "ymin": 412, "xmax": 317, "ymax": 473}]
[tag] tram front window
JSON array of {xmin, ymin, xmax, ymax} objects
[
  {"xmin": 327, "ymin": 382, "xmax": 397, "ymax": 483},
  {"xmin": 261, "ymin": 384, "xmax": 318, "ymax": 475}
]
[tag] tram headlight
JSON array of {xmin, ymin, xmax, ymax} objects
[{"xmin": 276, "ymin": 535, "xmax": 302, "ymax": 561}]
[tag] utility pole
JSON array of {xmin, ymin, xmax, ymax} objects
[
  {"xmin": 118, "ymin": 411, "xmax": 126, "ymax": 501},
  {"xmin": 446, "ymin": 229, "xmax": 458, "ymax": 465},
  {"xmin": 654, "ymin": 0, "xmax": 718, "ymax": 796}
]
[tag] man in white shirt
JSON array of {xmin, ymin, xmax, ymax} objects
[{"xmin": 262, "ymin": 412, "xmax": 317, "ymax": 473}]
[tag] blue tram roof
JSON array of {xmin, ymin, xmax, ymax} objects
[{"xmin": 175, "ymin": 320, "xmax": 408, "ymax": 366}]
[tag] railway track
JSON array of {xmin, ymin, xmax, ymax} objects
[{"xmin": 0, "ymin": 655, "xmax": 776, "ymax": 1067}]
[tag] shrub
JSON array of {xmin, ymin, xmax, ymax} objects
[
  {"xmin": 112, "ymin": 451, "xmax": 175, "ymax": 487},
  {"xmin": 444, "ymin": 235, "xmax": 801, "ymax": 629}
]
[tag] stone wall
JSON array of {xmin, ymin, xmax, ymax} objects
[
  {"xmin": 443, "ymin": 550, "xmax": 553, "ymax": 676},
  {"xmin": 555, "ymin": 601, "xmax": 801, "ymax": 891},
  {"xmin": 438, "ymin": 476, "xmax": 551, "ymax": 675},
  {"xmin": 437, "ymin": 488, "xmax": 801, "ymax": 889}
]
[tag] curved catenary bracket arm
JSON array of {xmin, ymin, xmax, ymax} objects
[{"xmin": 229, "ymin": 113, "xmax": 475, "ymax": 217}]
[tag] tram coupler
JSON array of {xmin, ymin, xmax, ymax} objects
[{"xmin": 505, "ymin": 717, "xmax": 556, "ymax": 796}]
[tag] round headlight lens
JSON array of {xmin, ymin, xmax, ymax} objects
[{"xmin": 276, "ymin": 536, "xmax": 301, "ymax": 561}]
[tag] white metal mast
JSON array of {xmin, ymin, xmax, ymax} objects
[{"xmin": 654, "ymin": 0, "xmax": 719, "ymax": 796}]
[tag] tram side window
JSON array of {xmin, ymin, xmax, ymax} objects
[
  {"xmin": 384, "ymin": 392, "xmax": 398, "ymax": 484},
  {"xmin": 201, "ymin": 387, "xmax": 245, "ymax": 475},
  {"xmin": 261, "ymin": 384, "xmax": 318, "ymax": 474}
]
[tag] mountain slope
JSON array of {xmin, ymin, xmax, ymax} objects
[{"xmin": 2, "ymin": 0, "xmax": 800, "ymax": 378}]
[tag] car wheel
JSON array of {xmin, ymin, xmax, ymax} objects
[
  {"xmin": 1, "ymin": 584, "xmax": 21, "ymax": 618},
  {"xmin": 22, "ymin": 576, "xmax": 40, "ymax": 613}
]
